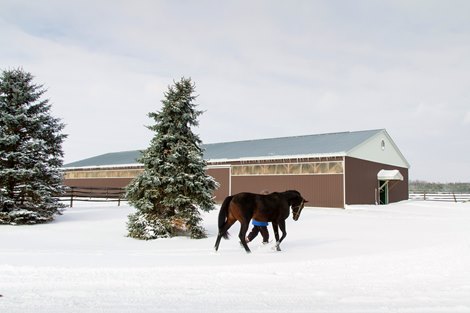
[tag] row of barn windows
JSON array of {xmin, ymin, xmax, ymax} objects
[
  {"xmin": 63, "ymin": 161, "xmax": 344, "ymax": 179},
  {"xmin": 64, "ymin": 169, "xmax": 143, "ymax": 179},
  {"xmin": 231, "ymin": 161, "xmax": 343, "ymax": 176}
]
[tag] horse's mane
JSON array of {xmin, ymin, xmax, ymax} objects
[
  {"xmin": 285, "ymin": 190, "xmax": 300, "ymax": 194},
  {"xmin": 283, "ymin": 190, "xmax": 301, "ymax": 197},
  {"xmin": 281, "ymin": 190, "xmax": 302, "ymax": 203}
]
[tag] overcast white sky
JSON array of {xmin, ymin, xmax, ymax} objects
[{"xmin": 1, "ymin": 0, "xmax": 469, "ymax": 182}]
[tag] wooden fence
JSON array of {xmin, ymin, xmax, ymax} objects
[
  {"xmin": 58, "ymin": 188, "xmax": 469, "ymax": 207},
  {"xmin": 409, "ymin": 191, "xmax": 470, "ymax": 203},
  {"xmin": 60, "ymin": 186, "xmax": 126, "ymax": 207}
]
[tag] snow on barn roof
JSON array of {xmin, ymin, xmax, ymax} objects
[{"xmin": 64, "ymin": 129, "xmax": 406, "ymax": 169}]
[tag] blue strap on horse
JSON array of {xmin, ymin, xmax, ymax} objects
[{"xmin": 252, "ymin": 219, "xmax": 269, "ymax": 227}]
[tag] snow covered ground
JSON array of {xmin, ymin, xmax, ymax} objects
[{"xmin": 1, "ymin": 200, "xmax": 469, "ymax": 313}]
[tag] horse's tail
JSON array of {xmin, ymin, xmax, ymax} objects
[{"xmin": 218, "ymin": 195, "xmax": 233, "ymax": 239}]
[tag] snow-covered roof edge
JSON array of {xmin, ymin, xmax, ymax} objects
[{"xmin": 62, "ymin": 163, "xmax": 142, "ymax": 170}]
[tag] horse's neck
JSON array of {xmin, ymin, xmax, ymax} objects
[{"xmin": 283, "ymin": 191, "xmax": 297, "ymax": 204}]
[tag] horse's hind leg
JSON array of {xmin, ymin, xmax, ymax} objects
[
  {"xmin": 214, "ymin": 235, "xmax": 223, "ymax": 251},
  {"xmin": 214, "ymin": 218, "xmax": 237, "ymax": 251},
  {"xmin": 238, "ymin": 221, "xmax": 251, "ymax": 253}
]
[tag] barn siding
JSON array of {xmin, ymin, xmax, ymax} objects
[
  {"xmin": 311, "ymin": 174, "xmax": 344, "ymax": 208},
  {"xmin": 231, "ymin": 174, "xmax": 344, "ymax": 208},
  {"xmin": 345, "ymin": 157, "xmax": 409, "ymax": 205},
  {"xmin": 206, "ymin": 167, "xmax": 230, "ymax": 202}
]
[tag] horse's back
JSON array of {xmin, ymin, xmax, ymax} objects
[
  {"xmin": 231, "ymin": 192, "xmax": 259, "ymax": 206},
  {"xmin": 227, "ymin": 192, "xmax": 261, "ymax": 221},
  {"xmin": 229, "ymin": 192, "xmax": 288, "ymax": 222}
]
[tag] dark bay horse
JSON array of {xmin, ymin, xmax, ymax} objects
[{"xmin": 214, "ymin": 190, "xmax": 307, "ymax": 253}]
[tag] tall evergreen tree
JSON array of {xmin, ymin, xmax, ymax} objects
[
  {"xmin": 126, "ymin": 77, "xmax": 217, "ymax": 239},
  {"xmin": 0, "ymin": 68, "xmax": 67, "ymax": 224}
]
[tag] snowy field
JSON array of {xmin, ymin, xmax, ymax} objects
[{"xmin": 1, "ymin": 200, "xmax": 469, "ymax": 313}]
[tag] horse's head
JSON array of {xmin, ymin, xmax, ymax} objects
[
  {"xmin": 286, "ymin": 190, "xmax": 308, "ymax": 221},
  {"xmin": 292, "ymin": 198, "xmax": 307, "ymax": 221}
]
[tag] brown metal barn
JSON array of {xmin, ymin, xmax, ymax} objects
[{"xmin": 63, "ymin": 129, "xmax": 409, "ymax": 208}]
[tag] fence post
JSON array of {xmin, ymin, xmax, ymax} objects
[
  {"xmin": 70, "ymin": 187, "xmax": 74, "ymax": 208},
  {"xmin": 423, "ymin": 191, "xmax": 426, "ymax": 201},
  {"xmin": 452, "ymin": 192, "xmax": 457, "ymax": 203}
]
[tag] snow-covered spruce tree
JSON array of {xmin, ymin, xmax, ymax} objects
[
  {"xmin": 0, "ymin": 68, "xmax": 67, "ymax": 225},
  {"xmin": 126, "ymin": 78, "xmax": 217, "ymax": 239}
]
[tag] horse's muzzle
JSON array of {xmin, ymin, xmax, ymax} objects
[{"xmin": 293, "ymin": 212, "xmax": 300, "ymax": 221}]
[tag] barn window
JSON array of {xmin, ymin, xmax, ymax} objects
[
  {"xmin": 252, "ymin": 165, "xmax": 265, "ymax": 175},
  {"xmin": 381, "ymin": 140, "xmax": 385, "ymax": 151},
  {"xmin": 241, "ymin": 166, "xmax": 254, "ymax": 175},
  {"xmin": 276, "ymin": 164, "xmax": 289, "ymax": 174},
  {"xmin": 328, "ymin": 162, "xmax": 343, "ymax": 173},
  {"xmin": 64, "ymin": 168, "xmax": 143, "ymax": 179},
  {"xmin": 289, "ymin": 164, "xmax": 302, "ymax": 174},
  {"xmin": 316, "ymin": 163, "xmax": 329, "ymax": 174},
  {"xmin": 265, "ymin": 164, "xmax": 277, "ymax": 174},
  {"xmin": 301, "ymin": 163, "xmax": 316, "ymax": 174}
]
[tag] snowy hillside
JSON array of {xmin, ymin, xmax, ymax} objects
[{"xmin": 1, "ymin": 200, "xmax": 469, "ymax": 313}]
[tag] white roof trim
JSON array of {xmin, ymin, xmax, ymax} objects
[
  {"xmin": 377, "ymin": 169, "xmax": 403, "ymax": 181},
  {"xmin": 62, "ymin": 163, "xmax": 141, "ymax": 170}
]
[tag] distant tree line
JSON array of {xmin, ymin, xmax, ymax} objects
[{"xmin": 409, "ymin": 180, "xmax": 470, "ymax": 193}]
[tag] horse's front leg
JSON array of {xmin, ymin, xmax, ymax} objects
[
  {"xmin": 272, "ymin": 222, "xmax": 280, "ymax": 243},
  {"xmin": 238, "ymin": 221, "xmax": 251, "ymax": 253},
  {"xmin": 275, "ymin": 220, "xmax": 287, "ymax": 251}
]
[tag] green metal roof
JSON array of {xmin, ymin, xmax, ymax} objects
[
  {"xmin": 64, "ymin": 129, "xmax": 384, "ymax": 168},
  {"xmin": 64, "ymin": 150, "xmax": 142, "ymax": 168}
]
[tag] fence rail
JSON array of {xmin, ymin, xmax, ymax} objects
[
  {"xmin": 409, "ymin": 191, "xmax": 470, "ymax": 203},
  {"xmin": 60, "ymin": 186, "xmax": 126, "ymax": 207},
  {"xmin": 58, "ymin": 188, "xmax": 469, "ymax": 206}
]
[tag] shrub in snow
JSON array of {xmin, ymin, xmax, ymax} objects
[
  {"xmin": 126, "ymin": 78, "xmax": 217, "ymax": 239},
  {"xmin": 0, "ymin": 208, "xmax": 57, "ymax": 225},
  {"xmin": 0, "ymin": 68, "xmax": 67, "ymax": 225},
  {"xmin": 127, "ymin": 211, "xmax": 171, "ymax": 240}
]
